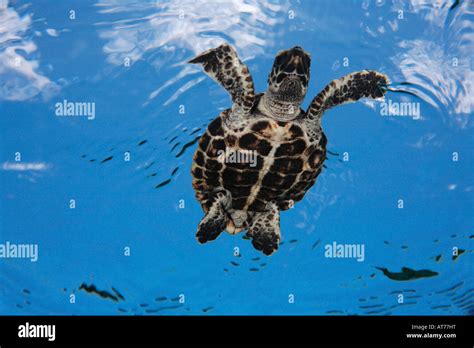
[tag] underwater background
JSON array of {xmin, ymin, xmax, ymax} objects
[{"xmin": 0, "ymin": 0, "xmax": 472, "ymax": 315}]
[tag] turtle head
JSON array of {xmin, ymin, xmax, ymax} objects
[{"xmin": 267, "ymin": 46, "xmax": 311, "ymax": 103}]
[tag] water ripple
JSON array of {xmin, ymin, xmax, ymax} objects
[
  {"xmin": 95, "ymin": 0, "xmax": 289, "ymax": 103},
  {"xmin": 391, "ymin": 1, "xmax": 474, "ymax": 127},
  {"xmin": 0, "ymin": 0, "xmax": 59, "ymax": 101}
]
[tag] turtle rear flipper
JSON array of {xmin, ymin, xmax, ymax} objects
[
  {"xmin": 196, "ymin": 191, "xmax": 230, "ymax": 244},
  {"xmin": 189, "ymin": 44, "xmax": 256, "ymax": 115},
  {"xmin": 305, "ymin": 70, "xmax": 390, "ymax": 125},
  {"xmin": 246, "ymin": 201, "xmax": 281, "ymax": 256}
]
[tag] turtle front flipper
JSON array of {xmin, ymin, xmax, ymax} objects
[
  {"xmin": 196, "ymin": 191, "xmax": 231, "ymax": 244},
  {"xmin": 189, "ymin": 44, "xmax": 256, "ymax": 115},
  {"xmin": 246, "ymin": 201, "xmax": 281, "ymax": 256},
  {"xmin": 305, "ymin": 70, "xmax": 389, "ymax": 125}
]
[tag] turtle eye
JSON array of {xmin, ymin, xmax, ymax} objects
[
  {"xmin": 275, "ymin": 54, "xmax": 285, "ymax": 66},
  {"xmin": 303, "ymin": 55, "xmax": 310, "ymax": 69},
  {"xmin": 301, "ymin": 76, "xmax": 308, "ymax": 86},
  {"xmin": 296, "ymin": 64, "xmax": 305, "ymax": 75},
  {"xmin": 276, "ymin": 72, "xmax": 287, "ymax": 84}
]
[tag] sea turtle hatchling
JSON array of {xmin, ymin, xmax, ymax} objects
[{"xmin": 189, "ymin": 44, "xmax": 389, "ymax": 255}]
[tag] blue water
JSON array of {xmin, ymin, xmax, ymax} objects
[{"xmin": 0, "ymin": 0, "xmax": 472, "ymax": 315}]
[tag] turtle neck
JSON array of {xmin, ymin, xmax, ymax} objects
[{"xmin": 260, "ymin": 93, "xmax": 301, "ymax": 122}]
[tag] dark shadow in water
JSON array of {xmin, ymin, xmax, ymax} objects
[
  {"xmin": 175, "ymin": 136, "xmax": 201, "ymax": 158},
  {"xmin": 452, "ymin": 249, "xmax": 465, "ymax": 261},
  {"xmin": 78, "ymin": 283, "xmax": 125, "ymax": 302},
  {"xmin": 155, "ymin": 179, "xmax": 171, "ymax": 189},
  {"xmin": 376, "ymin": 267, "xmax": 438, "ymax": 281},
  {"xmin": 100, "ymin": 156, "xmax": 113, "ymax": 163}
]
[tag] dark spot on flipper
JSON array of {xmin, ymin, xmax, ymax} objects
[
  {"xmin": 171, "ymin": 167, "xmax": 179, "ymax": 176},
  {"xmin": 250, "ymin": 231, "xmax": 279, "ymax": 255},
  {"xmin": 249, "ymin": 268, "xmax": 259, "ymax": 272},
  {"xmin": 289, "ymin": 239, "xmax": 297, "ymax": 244},
  {"xmin": 196, "ymin": 200, "xmax": 226, "ymax": 244},
  {"xmin": 138, "ymin": 140, "xmax": 147, "ymax": 146},
  {"xmin": 148, "ymin": 172, "xmax": 157, "ymax": 177},
  {"xmin": 22, "ymin": 289, "xmax": 31, "ymax": 295},
  {"xmin": 89, "ymin": 159, "xmax": 96, "ymax": 162},
  {"xmin": 81, "ymin": 154, "xmax": 87, "ymax": 158},
  {"xmin": 155, "ymin": 179, "xmax": 172, "ymax": 189}
]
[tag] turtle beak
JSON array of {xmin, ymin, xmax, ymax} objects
[{"xmin": 285, "ymin": 47, "xmax": 310, "ymax": 76}]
